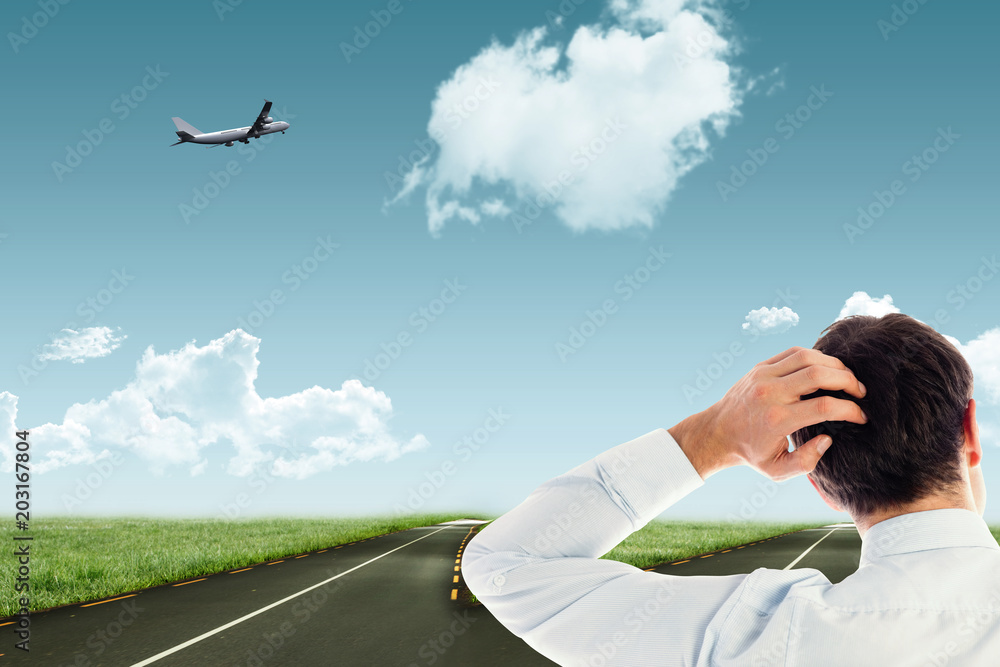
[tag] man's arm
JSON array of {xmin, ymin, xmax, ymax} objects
[{"xmin": 461, "ymin": 347, "xmax": 867, "ymax": 665}]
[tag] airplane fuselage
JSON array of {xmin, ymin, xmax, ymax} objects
[
  {"xmin": 170, "ymin": 100, "xmax": 289, "ymax": 148},
  {"xmin": 191, "ymin": 121, "xmax": 290, "ymax": 146}
]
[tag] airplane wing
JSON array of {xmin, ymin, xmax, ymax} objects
[{"xmin": 248, "ymin": 99, "xmax": 273, "ymax": 136}]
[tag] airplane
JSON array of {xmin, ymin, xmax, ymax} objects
[{"xmin": 170, "ymin": 99, "xmax": 289, "ymax": 147}]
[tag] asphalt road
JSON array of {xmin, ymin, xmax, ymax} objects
[
  {"xmin": 2, "ymin": 522, "xmax": 861, "ymax": 666},
  {"xmin": 646, "ymin": 523, "xmax": 862, "ymax": 583}
]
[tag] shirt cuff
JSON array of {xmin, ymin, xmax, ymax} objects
[{"xmin": 571, "ymin": 427, "xmax": 706, "ymax": 528}]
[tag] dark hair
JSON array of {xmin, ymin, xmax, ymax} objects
[{"xmin": 790, "ymin": 313, "xmax": 973, "ymax": 519}]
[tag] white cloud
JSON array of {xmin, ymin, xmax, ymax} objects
[
  {"xmin": 945, "ymin": 329, "xmax": 1000, "ymax": 447},
  {"xmin": 386, "ymin": 0, "xmax": 743, "ymax": 235},
  {"xmin": 742, "ymin": 306, "xmax": 799, "ymax": 335},
  {"xmin": 946, "ymin": 329, "xmax": 1000, "ymax": 405},
  {"xmin": 480, "ymin": 198, "xmax": 511, "ymax": 218},
  {"xmin": 836, "ymin": 291, "xmax": 900, "ymax": 320},
  {"xmin": 0, "ymin": 393, "xmax": 17, "ymax": 473},
  {"xmin": 609, "ymin": 0, "xmax": 689, "ymax": 30},
  {"xmin": 6, "ymin": 330, "xmax": 428, "ymax": 477},
  {"xmin": 39, "ymin": 326, "xmax": 126, "ymax": 364}
]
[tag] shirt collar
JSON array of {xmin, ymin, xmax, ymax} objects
[{"xmin": 859, "ymin": 508, "xmax": 999, "ymax": 567}]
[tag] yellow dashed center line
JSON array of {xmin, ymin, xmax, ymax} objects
[
  {"xmin": 172, "ymin": 578, "xmax": 207, "ymax": 587},
  {"xmin": 81, "ymin": 594, "xmax": 138, "ymax": 608},
  {"xmin": 672, "ymin": 560, "xmax": 690, "ymax": 565},
  {"xmin": 700, "ymin": 554, "xmax": 714, "ymax": 558},
  {"xmin": 721, "ymin": 549, "xmax": 732, "ymax": 553},
  {"xmin": 295, "ymin": 555, "xmax": 308, "ymax": 559},
  {"xmin": 267, "ymin": 560, "xmax": 284, "ymax": 566},
  {"xmin": 450, "ymin": 525, "xmax": 478, "ymax": 601},
  {"xmin": 229, "ymin": 568, "xmax": 253, "ymax": 574},
  {"xmin": 453, "ymin": 575, "xmax": 459, "ymax": 583},
  {"xmin": 317, "ymin": 550, "xmax": 327, "ymax": 553},
  {"xmin": 0, "ymin": 622, "xmax": 14, "ymax": 627}
]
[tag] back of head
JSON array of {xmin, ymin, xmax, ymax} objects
[{"xmin": 790, "ymin": 313, "xmax": 973, "ymax": 520}]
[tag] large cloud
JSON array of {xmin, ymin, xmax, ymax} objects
[
  {"xmin": 386, "ymin": 0, "xmax": 743, "ymax": 235},
  {"xmin": 946, "ymin": 328, "xmax": 1000, "ymax": 445},
  {"xmin": 954, "ymin": 328, "xmax": 1000, "ymax": 405},
  {"xmin": 38, "ymin": 326, "xmax": 126, "ymax": 364},
  {"xmin": 3, "ymin": 330, "xmax": 428, "ymax": 477}
]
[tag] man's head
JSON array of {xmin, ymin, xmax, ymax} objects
[{"xmin": 790, "ymin": 313, "xmax": 983, "ymax": 524}]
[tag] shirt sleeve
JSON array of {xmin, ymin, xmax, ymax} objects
[{"xmin": 460, "ymin": 428, "xmax": 752, "ymax": 666}]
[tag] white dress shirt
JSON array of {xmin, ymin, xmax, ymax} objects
[{"xmin": 461, "ymin": 428, "xmax": 1000, "ymax": 666}]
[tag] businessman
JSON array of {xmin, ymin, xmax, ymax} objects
[{"xmin": 461, "ymin": 314, "xmax": 997, "ymax": 666}]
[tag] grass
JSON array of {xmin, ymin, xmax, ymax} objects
[
  {"xmin": 598, "ymin": 520, "xmax": 830, "ymax": 570},
  {"xmin": 0, "ymin": 513, "xmax": 482, "ymax": 617}
]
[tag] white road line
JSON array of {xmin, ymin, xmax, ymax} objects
[
  {"xmin": 783, "ymin": 528, "xmax": 836, "ymax": 570},
  {"xmin": 129, "ymin": 526, "xmax": 450, "ymax": 667}
]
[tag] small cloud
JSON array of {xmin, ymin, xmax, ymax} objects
[
  {"xmin": 481, "ymin": 198, "xmax": 511, "ymax": 218},
  {"xmin": 836, "ymin": 291, "xmax": 900, "ymax": 320},
  {"xmin": 742, "ymin": 306, "xmax": 799, "ymax": 335},
  {"xmin": 0, "ymin": 392, "xmax": 18, "ymax": 472},
  {"xmin": 765, "ymin": 79, "xmax": 786, "ymax": 96},
  {"xmin": 38, "ymin": 326, "xmax": 126, "ymax": 364}
]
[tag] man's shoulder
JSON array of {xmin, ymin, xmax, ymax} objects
[{"xmin": 734, "ymin": 566, "xmax": 832, "ymax": 614}]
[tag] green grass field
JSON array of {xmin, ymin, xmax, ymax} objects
[
  {"xmin": 0, "ymin": 514, "xmax": 479, "ymax": 617},
  {"xmin": 599, "ymin": 520, "xmax": 828, "ymax": 569}
]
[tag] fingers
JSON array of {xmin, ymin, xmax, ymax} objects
[
  {"xmin": 782, "ymin": 394, "xmax": 868, "ymax": 434},
  {"xmin": 770, "ymin": 347, "xmax": 851, "ymax": 378},
  {"xmin": 765, "ymin": 348, "xmax": 866, "ymax": 400},
  {"xmin": 784, "ymin": 365, "xmax": 867, "ymax": 400},
  {"xmin": 759, "ymin": 346, "xmax": 807, "ymax": 367},
  {"xmin": 764, "ymin": 434, "xmax": 832, "ymax": 481}
]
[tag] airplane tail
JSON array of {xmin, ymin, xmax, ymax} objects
[
  {"xmin": 171, "ymin": 117, "xmax": 201, "ymax": 135},
  {"xmin": 170, "ymin": 130, "xmax": 194, "ymax": 146}
]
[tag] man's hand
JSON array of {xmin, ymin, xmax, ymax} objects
[{"xmin": 668, "ymin": 346, "xmax": 868, "ymax": 482}]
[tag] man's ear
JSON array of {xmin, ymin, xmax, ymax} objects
[
  {"xmin": 964, "ymin": 398, "xmax": 983, "ymax": 469},
  {"xmin": 807, "ymin": 473, "xmax": 844, "ymax": 512}
]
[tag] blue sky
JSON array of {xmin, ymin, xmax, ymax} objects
[{"xmin": 2, "ymin": 0, "xmax": 998, "ymax": 523}]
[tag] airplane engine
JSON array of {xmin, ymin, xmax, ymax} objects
[
  {"xmin": 263, "ymin": 116, "xmax": 273, "ymax": 123},
  {"xmin": 225, "ymin": 141, "xmax": 234, "ymax": 147}
]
